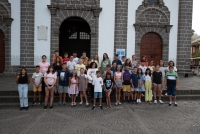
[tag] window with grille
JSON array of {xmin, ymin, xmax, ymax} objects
[
  {"xmin": 80, "ymin": 32, "xmax": 90, "ymax": 40},
  {"xmin": 148, "ymin": 0, "xmax": 158, "ymax": 4}
]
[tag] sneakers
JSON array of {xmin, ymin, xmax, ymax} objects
[
  {"xmin": 138, "ymin": 100, "xmax": 141, "ymax": 103},
  {"xmin": 169, "ymin": 102, "xmax": 172, "ymax": 106},
  {"xmin": 24, "ymin": 107, "xmax": 29, "ymax": 110},
  {"xmin": 32, "ymin": 101, "xmax": 36, "ymax": 106},
  {"xmin": 86, "ymin": 102, "xmax": 89, "ymax": 106},
  {"xmin": 71, "ymin": 102, "xmax": 74, "ymax": 106},
  {"xmin": 74, "ymin": 102, "xmax": 76, "ymax": 106},
  {"xmin": 44, "ymin": 106, "xmax": 47, "ymax": 110},
  {"xmin": 154, "ymin": 100, "xmax": 157, "ymax": 104},
  {"xmin": 79, "ymin": 102, "xmax": 83, "ymax": 105},
  {"xmin": 58, "ymin": 100, "xmax": 62, "ymax": 105},
  {"xmin": 38, "ymin": 101, "xmax": 42, "ymax": 105},
  {"xmin": 92, "ymin": 106, "xmax": 95, "ymax": 110},
  {"xmin": 100, "ymin": 105, "xmax": 103, "ymax": 110},
  {"xmin": 159, "ymin": 100, "xmax": 164, "ymax": 104},
  {"xmin": 174, "ymin": 102, "xmax": 178, "ymax": 107},
  {"xmin": 118, "ymin": 102, "xmax": 122, "ymax": 105},
  {"xmin": 50, "ymin": 106, "xmax": 53, "ymax": 110},
  {"xmin": 63, "ymin": 101, "xmax": 67, "ymax": 105}
]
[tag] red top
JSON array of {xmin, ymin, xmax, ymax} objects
[
  {"xmin": 63, "ymin": 58, "xmax": 70, "ymax": 63},
  {"xmin": 140, "ymin": 61, "xmax": 149, "ymax": 66}
]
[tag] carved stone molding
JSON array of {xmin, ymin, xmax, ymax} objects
[
  {"xmin": 47, "ymin": 5, "xmax": 59, "ymax": 15},
  {"xmin": 3, "ymin": 17, "xmax": 13, "ymax": 26},
  {"xmin": 133, "ymin": 24, "xmax": 140, "ymax": 31},
  {"xmin": 92, "ymin": 8, "xmax": 102, "ymax": 17},
  {"xmin": 165, "ymin": 25, "xmax": 173, "ymax": 33},
  {"xmin": 143, "ymin": 0, "xmax": 165, "ymax": 8}
]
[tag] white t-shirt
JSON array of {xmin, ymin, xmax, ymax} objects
[
  {"xmin": 32, "ymin": 72, "xmax": 43, "ymax": 85},
  {"xmin": 44, "ymin": 72, "xmax": 57, "ymax": 85},
  {"xmin": 73, "ymin": 57, "xmax": 79, "ymax": 64},
  {"xmin": 92, "ymin": 77, "xmax": 103, "ymax": 92},
  {"xmin": 144, "ymin": 74, "xmax": 151, "ymax": 81},
  {"xmin": 139, "ymin": 65, "xmax": 147, "ymax": 74},
  {"xmin": 67, "ymin": 61, "xmax": 76, "ymax": 71}
]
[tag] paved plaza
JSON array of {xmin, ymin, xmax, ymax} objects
[{"xmin": 0, "ymin": 101, "xmax": 200, "ymax": 134}]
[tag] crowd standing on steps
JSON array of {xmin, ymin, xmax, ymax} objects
[{"xmin": 16, "ymin": 51, "xmax": 179, "ymax": 111}]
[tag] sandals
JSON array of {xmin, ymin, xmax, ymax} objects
[
  {"xmin": 79, "ymin": 102, "xmax": 83, "ymax": 105},
  {"xmin": 115, "ymin": 102, "xmax": 118, "ymax": 106}
]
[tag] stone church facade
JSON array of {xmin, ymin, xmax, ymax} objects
[{"xmin": 0, "ymin": 0, "xmax": 193, "ymax": 74}]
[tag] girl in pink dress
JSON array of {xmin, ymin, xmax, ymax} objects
[{"xmin": 69, "ymin": 71, "xmax": 79, "ymax": 106}]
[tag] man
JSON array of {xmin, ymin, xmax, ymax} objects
[
  {"xmin": 73, "ymin": 51, "xmax": 79, "ymax": 64},
  {"xmin": 52, "ymin": 50, "xmax": 63, "ymax": 64},
  {"xmin": 81, "ymin": 51, "xmax": 89, "ymax": 66},
  {"xmin": 67, "ymin": 56, "xmax": 76, "ymax": 72},
  {"xmin": 112, "ymin": 54, "xmax": 122, "ymax": 66}
]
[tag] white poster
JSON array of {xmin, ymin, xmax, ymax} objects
[
  {"xmin": 116, "ymin": 49, "xmax": 125, "ymax": 60},
  {"xmin": 87, "ymin": 68, "xmax": 98, "ymax": 77},
  {"xmin": 37, "ymin": 25, "xmax": 48, "ymax": 40}
]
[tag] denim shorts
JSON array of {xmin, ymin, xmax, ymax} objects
[
  {"xmin": 153, "ymin": 83, "xmax": 161, "ymax": 86},
  {"xmin": 114, "ymin": 80, "xmax": 123, "ymax": 88},
  {"xmin": 167, "ymin": 84, "xmax": 176, "ymax": 97},
  {"xmin": 94, "ymin": 92, "xmax": 102, "ymax": 98}
]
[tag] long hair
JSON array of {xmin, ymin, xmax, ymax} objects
[
  {"xmin": 89, "ymin": 62, "xmax": 98, "ymax": 68},
  {"xmin": 105, "ymin": 72, "xmax": 111, "ymax": 79},
  {"xmin": 137, "ymin": 68, "xmax": 143, "ymax": 75},
  {"xmin": 124, "ymin": 59, "xmax": 132, "ymax": 67},
  {"xmin": 159, "ymin": 60, "xmax": 164, "ymax": 67},
  {"xmin": 55, "ymin": 56, "xmax": 62, "ymax": 65},
  {"xmin": 93, "ymin": 54, "xmax": 99, "ymax": 63},
  {"xmin": 19, "ymin": 67, "xmax": 28, "ymax": 78},
  {"xmin": 46, "ymin": 66, "xmax": 55, "ymax": 74},
  {"xmin": 71, "ymin": 71, "xmax": 78, "ymax": 79},
  {"xmin": 103, "ymin": 53, "xmax": 109, "ymax": 61},
  {"xmin": 145, "ymin": 68, "xmax": 151, "ymax": 77},
  {"xmin": 168, "ymin": 60, "xmax": 175, "ymax": 66}
]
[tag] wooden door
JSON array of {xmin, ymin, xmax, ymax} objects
[
  {"xmin": 140, "ymin": 32, "xmax": 162, "ymax": 66},
  {"xmin": 0, "ymin": 30, "xmax": 5, "ymax": 73}
]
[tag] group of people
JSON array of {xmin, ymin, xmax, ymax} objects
[{"xmin": 15, "ymin": 50, "xmax": 179, "ymax": 111}]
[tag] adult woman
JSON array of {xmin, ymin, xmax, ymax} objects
[
  {"xmin": 87, "ymin": 62, "xmax": 98, "ymax": 102},
  {"xmin": 91, "ymin": 54, "xmax": 101, "ymax": 69},
  {"xmin": 16, "ymin": 68, "xmax": 30, "ymax": 110},
  {"xmin": 38, "ymin": 55, "xmax": 50, "ymax": 96},
  {"xmin": 131, "ymin": 55, "xmax": 138, "ymax": 67},
  {"xmin": 44, "ymin": 66, "xmax": 57, "ymax": 110},
  {"xmin": 100, "ymin": 53, "xmax": 111, "ymax": 75}
]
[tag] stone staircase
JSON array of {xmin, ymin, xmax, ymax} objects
[{"xmin": 16, "ymin": 65, "xmax": 36, "ymax": 75}]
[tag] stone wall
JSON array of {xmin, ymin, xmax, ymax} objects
[
  {"xmin": 177, "ymin": 0, "xmax": 193, "ymax": 71},
  {"xmin": 114, "ymin": 0, "xmax": 128, "ymax": 59},
  {"xmin": 20, "ymin": 0, "xmax": 35, "ymax": 66},
  {"xmin": 50, "ymin": 0, "xmax": 100, "ymax": 60}
]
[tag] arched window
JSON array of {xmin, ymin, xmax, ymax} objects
[{"xmin": 148, "ymin": 0, "xmax": 158, "ymax": 4}]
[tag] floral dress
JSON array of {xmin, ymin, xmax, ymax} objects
[{"xmin": 68, "ymin": 78, "xmax": 78, "ymax": 95}]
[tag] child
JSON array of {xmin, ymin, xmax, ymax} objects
[
  {"xmin": 103, "ymin": 72, "xmax": 114, "ymax": 108},
  {"xmin": 44, "ymin": 66, "xmax": 57, "ymax": 110},
  {"xmin": 131, "ymin": 55, "xmax": 138, "ymax": 67},
  {"xmin": 57, "ymin": 63, "xmax": 70, "ymax": 105},
  {"xmin": 130, "ymin": 67, "xmax": 140, "ymax": 103},
  {"xmin": 92, "ymin": 71, "xmax": 103, "ymax": 110},
  {"xmin": 52, "ymin": 50, "xmax": 63, "ymax": 64},
  {"xmin": 137, "ymin": 68, "xmax": 145, "ymax": 103},
  {"xmin": 111, "ymin": 62, "xmax": 117, "ymax": 74},
  {"xmin": 75, "ymin": 58, "xmax": 86, "ymax": 75},
  {"xmin": 152, "ymin": 65, "xmax": 164, "ymax": 104},
  {"xmin": 123, "ymin": 65, "xmax": 131, "ymax": 103},
  {"xmin": 165, "ymin": 66, "xmax": 179, "ymax": 106},
  {"xmin": 32, "ymin": 66, "xmax": 43, "ymax": 106},
  {"xmin": 114, "ymin": 65, "xmax": 123, "ymax": 105},
  {"xmin": 69, "ymin": 71, "xmax": 79, "ymax": 106},
  {"xmin": 121, "ymin": 56, "xmax": 126, "ymax": 65},
  {"xmin": 78, "ymin": 68, "xmax": 89, "ymax": 106},
  {"xmin": 144, "ymin": 68, "xmax": 152, "ymax": 103},
  {"xmin": 16, "ymin": 68, "xmax": 30, "ymax": 110},
  {"xmin": 63, "ymin": 52, "xmax": 70, "ymax": 64},
  {"xmin": 139, "ymin": 61, "xmax": 147, "ymax": 74}
]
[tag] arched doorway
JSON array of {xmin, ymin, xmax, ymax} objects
[
  {"xmin": 59, "ymin": 17, "xmax": 91, "ymax": 58},
  {"xmin": 140, "ymin": 32, "xmax": 162, "ymax": 66},
  {"xmin": 0, "ymin": 30, "xmax": 5, "ymax": 73}
]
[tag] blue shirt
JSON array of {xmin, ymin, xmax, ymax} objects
[
  {"xmin": 57, "ymin": 70, "xmax": 70, "ymax": 86},
  {"xmin": 130, "ymin": 73, "xmax": 140, "ymax": 87},
  {"xmin": 110, "ymin": 67, "xmax": 116, "ymax": 74},
  {"xmin": 112, "ymin": 60, "xmax": 122, "ymax": 66}
]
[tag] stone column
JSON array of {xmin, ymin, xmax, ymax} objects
[
  {"xmin": 20, "ymin": 0, "xmax": 35, "ymax": 66},
  {"xmin": 177, "ymin": 0, "xmax": 193, "ymax": 72},
  {"xmin": 114, "ymin": 0, "xmax": 128, "ymax": 59}
]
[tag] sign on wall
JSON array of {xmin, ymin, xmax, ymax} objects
[
  {"xmin": 116, "ymin": 49, "xmax": 125, "ymax": 60},
  {"xmin": 37, "ymin": 25, "xmax": 48, "ymax": 40}
]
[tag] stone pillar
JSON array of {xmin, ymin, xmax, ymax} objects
[
  {"xmin": 114, "ymin": 0, "xmax": 128, "ymax": 59},
  {"xmin": 177, "ymin": 0, "xmax": 193, "ymax": 72},
  {"xmin": 20, "ymin": 0, "xmax": 34, "ymax": 66}
]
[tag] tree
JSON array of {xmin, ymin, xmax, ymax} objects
[
  {"xmin": 192, "ymin": 29, "xmax": 195, "ymax": 36},
  {"xmin": 195, "ymin": 51, "xmax": 200, "ymax": 57}
]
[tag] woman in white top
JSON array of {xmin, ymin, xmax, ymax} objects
[{"xmin": 91, "ymin": 54, "xmax": 101, "ymax": 69}]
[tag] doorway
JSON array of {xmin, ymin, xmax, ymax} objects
[
  {"xmin": 0, "ymin": 30, "xmax": 5, "ymax": 73},
  {"xmin": 59, "ymin": 17, "xmax": 91, "ymax": 58},
  {"xmin": 140, "ymin": 32, "xmax": 162, "ymax": 66}
]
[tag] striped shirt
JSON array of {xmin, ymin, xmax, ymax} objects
[{"xmin": 165, "ymin": 72, "xmax": 178, "ymax": 85}]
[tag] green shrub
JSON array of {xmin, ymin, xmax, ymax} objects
[{"xmin": 195, "ymin": 51, "xmax": 200, "ymax": 57}]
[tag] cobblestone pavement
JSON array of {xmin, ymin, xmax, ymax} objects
[
  {"xmin": 0, "ymin": 75, "xmax": 200, "ymax": 91},
  {"xmin": 1, "ymin": 101, "xmax": 200, "ymax": 134}
]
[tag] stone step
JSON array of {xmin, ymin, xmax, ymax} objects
[{"xmin": 0, "ymin": 95, "xmax": 200, "ymax": 104}]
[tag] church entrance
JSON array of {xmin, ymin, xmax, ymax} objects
[
  {"xmin": 0, "ymin": 30, "xmax": 5, "ymax": 73},
  {"xmin": 140, "ymin": 32, "xmax": 162, "ymax": 66},
  {"xmin": 59, "ymin": 17, "xmax": 91, "ymax": 58}
]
